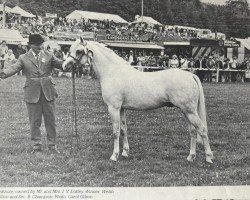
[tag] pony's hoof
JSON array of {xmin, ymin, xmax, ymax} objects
[
  {"xmin": 206, "ymin": 153, "xmax": 214, "ymax": 163},
  {"xmin": 121, "ymin": 151, "xmax": 128, "ymax": 157},
  {"xmin": 110, "ymin": 153, "xmax": 118, "ymax": 161},
  {"xmin": 206, "ymin": 158, "xmax": 213, "ymax": 163},
  {"xmin": 187, "ymin": 154, "xmax": 196, "ymax": 162},
  {"xmin": 206, "ymin": 155, "xmax": 214, "ymax": 163}
]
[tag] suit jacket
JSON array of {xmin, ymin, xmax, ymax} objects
[{"xmin": 2, "ymin": 50, "xmax": 62, "ymax": 103}]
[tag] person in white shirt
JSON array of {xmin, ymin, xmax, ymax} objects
[
  {"xmin": 0, "ymin": 40, "xmax": 8, "ymax": 68},
  {"xmin": 137, "ymin": 52, "xmax": 144, "ymax": 72},
  {"xmin": 3, "ymin": 49, "xmax": 16, "ymax": 68},
  {"xmin": 128, "ymin": 50, "xmax": 134, "ymax": 65},
  {"xmin": 231, "ymin": 56, "xmax": 238, "ymax": 69},
  {"xmin": 169, "ymin": 55, "xmax": 179, "ymax": 68},
  {"xmin": 0, "ymin": 40, "xmax": 8, "ymax": 57},
  {"xmin": 62, "ymin": 47, "xmax": 70, "ymax": 60}
]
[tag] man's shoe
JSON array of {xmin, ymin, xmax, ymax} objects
[{"xmin": 31, "ymin": 148, "xmax": 42, "ymax": 154}]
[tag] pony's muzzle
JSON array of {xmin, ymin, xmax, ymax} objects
[{"xmin": 62, "ymin": 57, "xmax": 74, "ymax": 71}]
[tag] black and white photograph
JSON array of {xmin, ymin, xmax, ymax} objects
[{"xmin": 0, "ymin": 0, "xmax": 249, "ymax": 199}]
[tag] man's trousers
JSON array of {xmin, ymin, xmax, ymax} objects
[{"xmin": 26, "ymin": 90, "xmax": 57, "ymax": 150}]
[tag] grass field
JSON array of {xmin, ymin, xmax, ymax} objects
[{"xmin": 0, "ymin": 75, "xmax": 249, "ymax": 187}]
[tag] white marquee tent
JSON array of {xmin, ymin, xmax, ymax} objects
[
  {"xmin": 66, "ymin": 10, "xmax": 128, "ymax": 24},
  {"xmin": 132, "ymin": 16, "xmax": 162, "ymax": 25},
  {"xmin": 11, "ymin": 5, "xmax": 35, "ymax": 18},
  {"xmin": 0, "ymin": 4, "xmax": 12, "ymax": 13},
  {"xmin": 0, "ymin": 29, "xmax": 26, "ymax": 45}
]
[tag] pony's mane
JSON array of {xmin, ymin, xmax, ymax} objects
[{"xmin": 87, "ymin": 41, "xmax": 132, "ymax": 67}]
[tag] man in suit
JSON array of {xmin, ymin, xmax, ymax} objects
[{"xmin": 0, "ymin": 34, "xmax": 62, "ymax": 154}]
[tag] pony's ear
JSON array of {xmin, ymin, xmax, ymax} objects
[{"xmin": 80, "ymin": 37, "xmax": 87, "ymax": 46}]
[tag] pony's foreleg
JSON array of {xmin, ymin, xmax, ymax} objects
[
  {"xmin": 186, "ymin": 112, "xmax": 214, "ymax": 163},
  {"xmin": 108, "ymin": 106, "xmax": 121, "ymax": 161},
  {"xmin": 120, "ymin": 108, "xmax": 129, "ymax": 157},
  {"xmin": 187, "ymin": 123, "xmax": 197, "ymax": 162}
]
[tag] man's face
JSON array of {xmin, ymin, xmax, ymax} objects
[{"xmin": 30, "ymin": 43, "xmax": 43, "ymax": 54}]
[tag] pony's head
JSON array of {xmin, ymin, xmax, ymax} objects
[{"xmin": 62, "ymin": 37, "xmax": 93, "ymax": 71}]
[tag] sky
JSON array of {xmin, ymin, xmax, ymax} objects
[{"xmin": 200, "ymin": 0, "xmax": 250, "ymax": 5}]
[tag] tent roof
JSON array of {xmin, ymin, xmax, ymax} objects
[
  {"xmin": 103, "ymin": 41, "xmax": 164, "ymax": 49},
  {"xmin": 11, "ymin": 5, "xmax": 35, "ymax": 18},
  {"xmin": 173, "ymin": 25, "xmax": 199, "ymax": 31},
  {"xmin": 0, "ymin": 29, "xmax": 25, "ymax": 44},
  {"xmin": 0, "ymin": 4, "xmax": 13, "ymax": 13},
  {"xmin": 66, "ymin": 10, "xmax": 128, "ymax": 24},
  {"xmin": 132, "ymin": 16, "xmax": 162, "ymax": 25}
]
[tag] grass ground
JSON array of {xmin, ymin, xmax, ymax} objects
[{"xmin": 0, "ymin": 76, "xmax": 249, "ymax": 187}]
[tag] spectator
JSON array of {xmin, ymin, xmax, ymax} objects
[
  {"xmin": 222, "ymin": 58, "xmax": 230, "ymax": 82},
  {"xmin": 22, "ymin": 45, "xmax": 28, "ymax": 53},
  {"xmin": 169, "ymin": 55, "xmax": 179, "ymax": 68},
  {"xmin": 14, "ymin": 43, "xmax": 26, "ymax": 59},
  {"xmin": 180, "ymin": 56, "xmax": 189, "ymax": 71},
  {"xmin": 179, "ymin": 55, "xmax": 186, "ymax": 69},
  {"xmin": 194, "ymin": 56, "xmax": 204, "ymax": 81},
  {"xmin": 0, "ymin": 40, "xmax": 9, "ymax": 68},
  {"xmin": 62, "ymin": 47, "xmax": 70, "ymax": 60},
  {"xmin": 147, "ymin": 52, "xmax": 157, "ymax": 67},
  {"xmin": 188, "ymin": 57, "xmax": 195, "ymax": 69},
  {"xmin": 215, "ymin": 57, "xmax": 224, "ymax": 70},
  {"xmin": 137, "ymin": 52, "xmax": 145, "ymax": 72},
  {"xmin": 199, "ymin": 55, "xmax": 207, "ymax": 82},
  {"xmin": 216, "ymin": 57, "xmax": 224, "ymax": 82},
  {"xmin": 128, "ymin": 50, "xmax": 134, "ymax": 65},
  {"xmin": 0, "ymin": 41, "xmax": 8, "ymax": 57},
  {"xmin": 122, "ymin": 51, "xmax": 128, "ymax": 61},
  {"xmin": 157, "ymin": 50, "xmax": 168, "ymax": 69},
  {"xmin": 239, "ymin": 57, "xmax": 248, "ymax": 70},
  {"xmin": 231, "ymin": 56, "xmax": 238, "ymax": 69},
  {"xmin": 4, "ymin": 49, "xmax": 16, "ymax": 68},
  {"xmin": 238, "ymin": 57, "xmax": 248, "ymax": 81},
  {"xmin": 206, "ymin": 56, "xmax": 215, "ymax": 82},
  {"xmin": 230, "ymin": 56, "xmax": 238, "ymax": 82}
]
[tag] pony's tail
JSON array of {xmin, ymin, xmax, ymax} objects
[{"xmin": 193, "ymin": 75, "xmax": 208, "ymax": 143}]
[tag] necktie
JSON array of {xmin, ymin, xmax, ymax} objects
[{"xmin": 35, "ymin": 54, "xmax": 39, "ymax": 67}]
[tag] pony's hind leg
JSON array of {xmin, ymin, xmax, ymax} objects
[
  {"xmin": 186, "ymin": 112, "xmax": 214, "ymax": 163},
  {"xmin": 187, "ymin": 123, "xmax": 197, "ymax": 162},
  {"xmin": 120, "ymin": 108, "xmax": 129, "ymax": 157},
  {"xmin": 108, "ymin": 105, "xmax": 121, "ymax": 161}
]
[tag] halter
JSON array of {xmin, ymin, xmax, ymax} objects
[
  {"xmin": 69, "ymin": 40, "xmax": 89, "ymax": 64},
  {"xmin": 69, "ymin": 52, "xmax": 86, "ymax": 64}
]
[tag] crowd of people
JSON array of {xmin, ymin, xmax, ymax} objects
[
  {"xmin": 0, "ymin": 11, "xmax": 249, "ymax": 82},
  {"xmin": 3, "ymin": 12, "xmax": 209, "ymax": 43},
  {"xmin": 0, "ymin": 36, "xmax": 249, "ymax": 82},
  {"xmin": 117, "ymin": 49, "xmax": 250, "ymax": 82}
]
